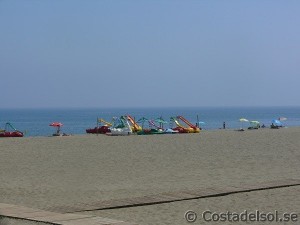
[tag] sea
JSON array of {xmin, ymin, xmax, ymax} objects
[{"xmin": 0, "ymin": 107, "xmax": 300, "ymax": 137}]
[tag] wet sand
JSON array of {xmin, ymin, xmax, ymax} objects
[{"xmin": 0, "ymin": 127, "xmax": 299, "ymax": 224}]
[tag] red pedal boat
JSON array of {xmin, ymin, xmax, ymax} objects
[
  {"xmin": 0, "ymin": 123, "xmax": 24, "ymax": 137},
  {"xmin": 86, "ymin": 126, "xmax": 110, "ymax": 134},
  {"xmin": 86, "ymin": 118, "xmax": 112, "ymax": 134}
]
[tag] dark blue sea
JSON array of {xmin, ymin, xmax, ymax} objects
[{"xmin": 0, "ymin": 107, "xmax": 300, "ymax": 136}]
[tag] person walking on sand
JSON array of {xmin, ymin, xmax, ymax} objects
[{"xmin": 223, "ymin": 122, "xmax": 226, "ymax": 129}]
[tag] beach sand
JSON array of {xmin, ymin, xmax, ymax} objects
[
  {"xmin": 82, "ymin": 186, "xmax": 300, "ymax": 225},
  {"xmin": 0, "ymin": 127, "xmax": 299, "ymax": 224},
  {"xmin": 0, "ymin": 216, "xmax": 50, "ymax": 225}
]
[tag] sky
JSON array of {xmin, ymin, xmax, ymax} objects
[{"xmin": 0, "ymin": 0, "xmax": 299, "ymax": 108}]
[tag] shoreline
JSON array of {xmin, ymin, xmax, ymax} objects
[{"xmin": 1, "ymin": 125, "xmax": 298, "ymax": 139}]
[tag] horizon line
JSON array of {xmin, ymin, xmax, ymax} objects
[{"xmin": 1, "ymin": 105, "xmax": 300, "ymax": 110}]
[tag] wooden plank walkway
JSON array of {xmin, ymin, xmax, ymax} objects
[{"xmin": 1, "ymin": 179, "xmax": 299, "ymax": 224}]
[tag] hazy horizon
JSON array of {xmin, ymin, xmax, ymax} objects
[
  {"xmin": 1, "ymin": 1, "xmax": 299, "ymax": 108},
  {"xmin": 1, "ymin": 105, "xmax": 300, "ymax": 110}
]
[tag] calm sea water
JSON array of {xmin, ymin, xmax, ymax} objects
[{"xmin": 0, "ymin": 107, "xmax": 300, "ymax": 136}]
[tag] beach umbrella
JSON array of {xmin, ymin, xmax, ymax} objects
[
  {"xmin": 137, "ymin": 117, "xmax": 149, "ymax": 123},
  {"xmin": 154, "ymin": 118, "xmax": 168, "ymax": 124},
  {"xmin": 272, "ymin": 119, "xmax": 282, "ymax": 126},
  {"xmin": 49, "ymin": 122, "xmax": 63, "ymax": 127},
  {"xmin": 49, "ymin": 122, "xmax": 63, "ymax": 135},
  {"xmin": 239, "ymin": 118, "xmax": 248, "ymax": 130},
  {"xmin": 197, "ymin": 121, "xmax": 205, "ymax": 128},
  {"xmin": 155, "ymin": 117, "xmax": 168, "ymax": 129},
  {"xmin": 137, "ymin": 117, "xmax": 149, "ymax": 129},
  {"xmin": 278, "ymin": 117, "xmax": 287, "ymax": 121}
]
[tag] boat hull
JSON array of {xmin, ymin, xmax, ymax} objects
[
  {"xmin": 137, "ymin": 129, "xmax": 165, "ymax": 135},
  {"xmin": 0, "ymin": 131, "xmax": 23, "ymax": 137},
  {"xmin": 86, "ymin": 126, "xmax": 110, "ymax": 134},
  {"xmin": 110, "ymin": 128, "xmax": 132, "ymax": 136}
]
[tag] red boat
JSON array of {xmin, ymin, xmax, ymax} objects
[
  {"xmin": 172, "ymin": 127, "xmax": 190, "ymax": 133},
  {"xmin": 86, "ymin": 126, "xmax": 110, "ymax": 134},
  {"xmin": 86, "ymin": 118, "xmax": 112, "ymax": 134},
  {"xmin": 0, "ymin": 131, "xmax": 23, "ymax": 137},
  {"xmin": 0, "ymin": 123, "xmax": 24, "ymax": 137}
]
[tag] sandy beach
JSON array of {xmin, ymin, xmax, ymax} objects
[{"xmin": 0, "ymin": 127, "xmax": 299, "ymax": 224}]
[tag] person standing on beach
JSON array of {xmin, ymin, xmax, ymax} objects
[{"xmin": 223, "ymin": 122, "xmax": 226, "ymax": 129}]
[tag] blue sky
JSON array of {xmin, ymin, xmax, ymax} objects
[{"xmin": 0, "ymin": 0, "xmax": 299, "ymax": 108}]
